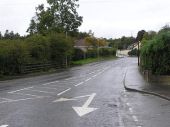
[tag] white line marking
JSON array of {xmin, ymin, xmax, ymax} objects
[
  {"xmin": 126, "ymin": 103, "xmax": 130, "ymax": 106},
  {"xmin": 11, "ymin": 93, "xmax": 44, "ymax": 97},
  {"xmin": 0, "ymin": 96, "xmax": 45, "ymax": 104},
  {"xmin": 39, "ymin": 86, "xmax": 58, "ymax": 90},
  {"xmin": 8, "ymin": 87, "xmax": 34, "ymax": 94},
  {"xmin": 0, "ymin": 125, "xmax": 8, "ymax": 127},
  {"xmin": 85, "ymin": 78, "xmax": 91, "ymax": 82},
  {"xmin": 42, "ymin": 80, "xmax": 59, "ymax": 86},
  {"xmin": 65, "ymin": 77, "xmax": 74, "ymax": 80},
  {"xmin": 116, "ymin": 99, "xmax": 125, "ymax": 127},
  {"xmin": 132, "ymin": 115, "xmax": 138, "ymax": 122},
  {"xmin": 92, "ymin": 75, "xmax": 97, "ymax": 78},
  {"xmin": 129, "ymin": 108, "xmax": 133, "ymax": 113},
  {"xmin": 29, "ymin": 90, "xmax": 55, "ymax": 94},
  {"xmin": 57, "ymin": 88, "xmax": 71, "ymax": 96},
  {"xmin": 75, "ymin": 82, "xmax": 84, "ymax": 87},
  {"xmin": 0, "ymin": 98, "xmax": 14, "ymax": 101},
  {"xmin": 73, "ymin": 94, "xmax": 92, "ymax": 99}
]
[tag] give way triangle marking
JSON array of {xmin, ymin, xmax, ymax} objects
[{"xmin": 53, "ymin": 93, "xmax": 98, "ymax": 117}]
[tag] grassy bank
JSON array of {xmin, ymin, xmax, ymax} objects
[{"xmin": 71, "ymin": 56, "xmax": 117, "ymax": 66}]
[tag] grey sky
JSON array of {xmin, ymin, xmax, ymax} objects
[{"xmin": 0, "ymin": 0, "xmax": 170, "ymax": 38}]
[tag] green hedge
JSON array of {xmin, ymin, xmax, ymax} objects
[
  {"xmin": 0, "ymin": 33, "xmax": 73, "ymax": 75},
  {"xmin": 140, "ymin": 31, "xmax": 170, "ymax": 75}
]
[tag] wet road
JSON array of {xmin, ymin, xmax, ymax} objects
[{"xmin": 0, "ymin": 57, "xmax": 169, "ymax": 127}]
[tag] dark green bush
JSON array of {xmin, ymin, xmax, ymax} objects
[
  {"xmin": 141, "ymin": 31, "xmax": 170, "ymax": 75},
  {"xmin": 128, "ymin": 48, "xmax": 138, "ymax": 56},
  {"xmin": 72, "ymin": 48, "xmax": 85, "ymax": 61},
  {"xmin": 86, "ymin": 49, "xmax": 97, "ymax": 58}
]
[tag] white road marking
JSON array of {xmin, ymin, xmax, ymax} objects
[
  {"xmin": 92, "ymin": 75, "xmax": 97, "ymax": 78},
  {"xmin": 129, "ymin": 108, "xmax": 133, "ymax": 113},
  {"xmin": 11, "ymin": 93, "xmax": 45, "ymax": 98},
  {"xmin": 42, "ymin": 80, "xmax": 59, "ymax": 86},
  {"xmin": 126, "ymin": 103, "xmax": 130, "ymax": 106},
  {"xmin": 39, "ymin": 86, "xmax": 58, "ymax": 90},
  {"xmin": 8, "ymin": 87, "xmax": 34, "ymax": 94},
  {"xmin": 116, "ymin": 99, "xmax": 125, "ymax": 127},
  {"xmin": 57, "ymin": 88, "xmax": 71, "ymax": 96},
  {"xmin": 0, "ymin": 98, "xmax": 14, "ymax": 101},
  {"xmin": 0, "ymin": 96, "xmax": 45, "ymax": 104},
  {"xmin": 75, "ymin": 82, "xmax": 84, "ymax": 87},
  {"xmin": 29, "ymin": 89, "xmax": 55, "ymax": 94},
  {"xmin": 72, "ymin": 93, "xmax": 98, "ymax": 117},
  {"xmin": 85, "ymin": 78, "xmax": 91, "ymax": 82},
  {"xmin": 65, "ymin": 77, "xmax": 74, "ymax": 80},
  {"xmin": 132, "ymin": 115, "xmax": 138, "ymax": 122},
  {"xmin": 73, "ymin": 94, "xmax": 92, "ymax": 99},
  {"xmin": 0, "ymin": 125, "xmax": 8, "ymax": 127},
  {"xmin": 53, "ymin": 98, "xmax": 77, "ymax": 102}
]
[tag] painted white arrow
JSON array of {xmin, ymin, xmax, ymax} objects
[
  {"xmin": 0, "ymin": 125, "xmax": 8, "ymax": 127},
  {"xmin": 72, "ymin": 93, "xmax": 98, "ymax": 117}
]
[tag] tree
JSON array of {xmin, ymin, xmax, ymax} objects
[
  {"xmin": 27, "ymin": 0, "xmax": 83, "ymax": 35},
  {"xmin": 0, "ymin": 32, "xmax": 2, "ymax": 39},
  {"xmin": 136, "ymin": 30, "xmax": 145, "ymax": 42},
  {"xmin": 142, "ymin": 31, "xmax": 157, "ymax": 41}
]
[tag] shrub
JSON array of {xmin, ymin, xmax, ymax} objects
[
  {"xmin": 140, "ymin": 31, "xmax": 170, "ymax": 75},
  {"xmin": 72, "ymin": 48, "xmax": 85, "ymax": 61}
]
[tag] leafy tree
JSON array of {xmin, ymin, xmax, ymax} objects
[
  {"xmin": 85, "ymin": 37, "xmax": 107, "ymax": 48},
  {"xmin": 0, "ymin": 32, "xmax": 2, "ymax": 39},
  {"xmin": 142, "ymin": 31, "xmax": 157, "ymax": 41},
  {"xmin": 136, "ymin": 30, "xmax": 145, "ymax": 42},
  {"xmin": 27, "ymin": 0, "xmax": 83, "ymax": 35}
]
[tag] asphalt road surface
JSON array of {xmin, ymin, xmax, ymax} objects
[{"xmin": 0, "ymin": 57, "xmax": 170, "ymax": 127}]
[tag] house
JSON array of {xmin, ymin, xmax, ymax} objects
[{"xmin": 74, "ymin": 39, "xmax": 88, "ymax": 52}]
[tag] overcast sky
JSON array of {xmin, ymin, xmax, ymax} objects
[{"xmin": 0, "ymin": 0, "xmax": 170, "ymax": 38}]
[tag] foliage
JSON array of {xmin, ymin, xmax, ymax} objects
[
  {"xmin": 99, "ymin": 48, "xmax": 116, "ymax": 57},
  {"xmin": 136, "ymin": 30, "xmax": 145, "ymax": 42},
  {"xmin": 27, "ymin": 0, "xmax": 83, "ymax": 36},
  {"xmin": 0, "ymin": 33, "xmax": 74, "ymax": 75},
  {"xmin": 128, "ymin": 48, "xmax": 138, "ymax": 56},
  {"xmin": 72, "ymin": 48, "xmax": 85, "ymax": 61},
  {"xmin": 140, "ymin": 30, "xmax": 170, "ymax": 75},
  {"xmin": 85, "ymin": 37, "xmax": 107, "ymax": 48},
  {"xmin": 108, "ymin": 36, "xmax": 135, "ymax": 50}
]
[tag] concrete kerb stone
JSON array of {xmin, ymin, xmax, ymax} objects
[{"xmin": 123, "ymin": 70, "xmax": 170, "ymax": 101}]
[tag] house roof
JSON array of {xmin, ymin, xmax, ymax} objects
[{"xmin": 74, "ymin": 39, "xmax": 87, "ymax": 47}]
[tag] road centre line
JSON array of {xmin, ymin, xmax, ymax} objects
[
  {"xmin": 57, "ymin": 88, "xmax": 71, "ymax": 96},
  {"xmin": 39, "ymin": 86, "xmax": 58, "ymax": 90},
  {"xmin": 126, "ymin": 103, "xmax": 130, "ymax": 106},
  {"xmin": 85, "ymin": 78, "xmax": 92, "ymax": 82},
  {"xmin": 28, "ymin": 89, "xmax": 55, "ymax": 94},
  {"xmin": 0, "ymin": 98, "xmax": 14, "ymax": 101},
  {"xmin": 75, "ymin": 82, "xmax": 84, "ymax": 87},
  {"xmin": 132, "ymin": 115, "xmax": 138, "ymax": 122},
  {"xmin": 129, "ymin": 108, "xmax": 133, "ymax": 113},
  {"xmin": 11, "ymin": 92, "xmax": 46, "ymax": 98},
  {"xmin": 0, "ymin": 96, "xmax": 45, "ymax": 104},
  {"xmin": 8, "ymin": 87, "xmax": 34, "ymax": 94},
  {"xmin": 92, "ymin": 75, "xmax": 97, "ymax": 78},
  {"xmin": 42, "ymin": 80, "xmax": 59, "ymax": 86}
]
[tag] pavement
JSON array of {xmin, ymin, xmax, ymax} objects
[{"xmin": 125, "ymin": 61, "xmax": 170, "ymax": 99}]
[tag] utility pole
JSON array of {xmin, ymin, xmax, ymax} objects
[
  {"xmin": 97, "ymin": 40, "xmax": 99, "ymax": 61},
  {"xmin": 65, "ymin": 31, "xmax": 68, "ymax": 68},
  {"xmin": 138, "ymin": 41, "xmax": 140, "ymax": 66}
]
